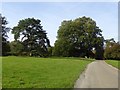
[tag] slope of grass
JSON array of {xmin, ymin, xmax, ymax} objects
[
  {"xmin": 105, "ymin": 60, "xmax": 120, "ymax": 69},
  {"xmin": 2, "ymin": 56, "xmax": 93, "ymax": 88}
]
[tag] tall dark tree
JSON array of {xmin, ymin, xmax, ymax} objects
[
  {"xmin": 12, "ymin": 18, "xmax": 50, "ymax": 57},
  {"xmin": 0, "ymin": 14, "xmax": 10, "ymax": 56},
  {"xmin": 53, "ymin": 16, "xmax": 104, "ymax": 59}
]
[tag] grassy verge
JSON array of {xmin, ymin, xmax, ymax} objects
[
  {"xmin": 0, "ymin": 57, "xmax": 2, "ymax": 88},
  {"xmin": 105, "ymin": 60, "xmax": 120, "ymax": 70},
  {"xmin": 2, "ymin": 56, "xmax": 93, "ymax": 88}
]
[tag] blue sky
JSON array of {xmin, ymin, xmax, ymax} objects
[{"xmin": 1, "ymin": 2, "xmax": 118, "ymax": 46}]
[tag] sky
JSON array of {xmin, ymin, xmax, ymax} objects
[{"xmin": 1, "ymin": 2, "xmax": 118, "ymax": 46}]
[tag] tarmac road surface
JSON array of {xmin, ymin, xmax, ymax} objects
[{"xmin": 74, "ymin": 60, "xmax": 119, "ymax": 88}]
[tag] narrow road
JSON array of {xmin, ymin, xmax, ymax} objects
[{"xmin": 74, "ymin": 60, "xmax": 119, "ymax": 88}]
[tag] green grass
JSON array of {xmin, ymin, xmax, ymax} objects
[
  {"xmin": 2, "ymin": 56, "xmax": 93, "ymax": 88},
  {"xmin": 0, "ymin": 57, "xmax": 2, "ymax": 88},
  {"xmin": 105, "ymin": 60, "xmax": 120, "ymax": 69}
]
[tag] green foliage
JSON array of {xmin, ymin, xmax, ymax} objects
[
  {"xmin": 104, "ymin": 41, "xmax": 120, "ymax": 60},
  {"xmin": 1, "ymin": 14, "xmax": 11, "ymax": 56},
  {"xmin": 95, "ymin": 37, "xmax": 104, "ymax": 59},
  {"xmin": 2, "ymin": 56, "xmax": 93, "ymax": 88},
  {"xmin": 9, "ymin": 41, "xmax": 24, "ymax": 56},
  {"xmin": 53, "ymin": 16, "xmax": 104, "ymax": 59},
  {"xmin": 2, "ymin": 41, "xmax": 10, "ymax": 56},
  {"xmin": 53, "ymin": 39, "xmax": 71, "ymax": 57},
  {"xmin": 12, "ymin": 18, "xmax": 50, "ymax": 57},
  {"xmin": 47, "ymin": 46, "xmax": 54, "ymax": 56}
]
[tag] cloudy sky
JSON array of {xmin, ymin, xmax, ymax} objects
[{"xmin": 1, "ymin": 2, "xmax": 118, "ymax": 46}]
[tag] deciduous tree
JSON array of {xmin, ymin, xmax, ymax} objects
[
  {"xmin": 104, "ymin": 39, "xmax": 120, "ymax": 60},
  {"xmin": 53, "ymin": 16, "xmax": 104, "ymax": 59}
]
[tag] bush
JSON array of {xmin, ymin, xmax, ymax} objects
[{"xmin": 104, "ymin": 42, "xmax": 120, "ymax": 60}]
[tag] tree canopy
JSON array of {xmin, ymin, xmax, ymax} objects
[
  {"xmin": 12, "ymin": 18, "xmax": 50, "ymax": 57},
  {"xmin": 104, "ymin": 39, "xmax": 120, "ymax": 60},
  {"xmin": 53, "ymin": 16, "xmax": 104, "ymax": 59},
  {"xmin": 1, "ymin": 14, "xmax": 10, "ymax": 56},
  {"xmin": 2, "ymin": 15, "xmax": 118, "ymax": 60}
]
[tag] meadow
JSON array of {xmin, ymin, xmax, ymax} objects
[
  {"xmin": 2, "ymin": 56, "xmax": 93, "ymax": 88},
  {"xmin": 105, "ymin": 60, "xmax": 120, "ymax": 69}
]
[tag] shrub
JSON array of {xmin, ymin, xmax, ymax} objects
[{"xmin": 104, "ymin": 42, "xmax": 120, "ymax": 60}]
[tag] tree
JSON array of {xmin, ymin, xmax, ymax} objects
[
  {"xmin": 12, "ymin": 18, "xmax": 50, "ymax": 57},
  {"xmin": 104, "ymin": 39, "xmax": 120, "ymax": 60},
  {"xmin": 1, "ymin": 14, "xmax": 10, "ymax": 56},
  {"xmin": 53, "ymin": 16, "xmax": 104, "ymax": 59}
]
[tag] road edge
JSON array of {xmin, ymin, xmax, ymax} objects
[
  {"xmin": 104, "ymin": 60, "xmax": 119, "ymax": 71},
  {"xmin": 73, "ymin": 61, "xmax": 94, "ymax": 88}
]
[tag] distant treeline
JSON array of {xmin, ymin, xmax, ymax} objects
[{"xmin": 1, "ymin": 14, "xmax": 120, "ymax": 60}]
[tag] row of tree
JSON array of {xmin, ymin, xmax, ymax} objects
[{"xmin": 1, "ymin": 14, "xmax": 120, "ymax": 60}]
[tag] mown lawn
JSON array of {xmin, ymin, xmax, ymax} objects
[
  {"xmin": 105, "ymin": 60, "xmax": 120, "ymax": 70},
  {"xmin": 2, "ymin": 56, "xmax": 93, "ymax": 88}
]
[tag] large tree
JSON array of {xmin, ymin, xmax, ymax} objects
[
  {"xmin": 12, "ymin": 18, "xmax": 50, "ymax": 57},
  {"xmin": 1, "ymin": 14, "xmax": 10, "ymax": 56},
  {"xmin": 53, "ymin": 16, "xmax": 104, "ymax": 59}
]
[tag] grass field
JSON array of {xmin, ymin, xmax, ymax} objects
[
  {"xmin": 105, "ymin": 60, "xmax": 120, "ymax": 69},
  {"xmin": 2, "ymin": 56, "xmax": 93, "ymax": 88}
]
